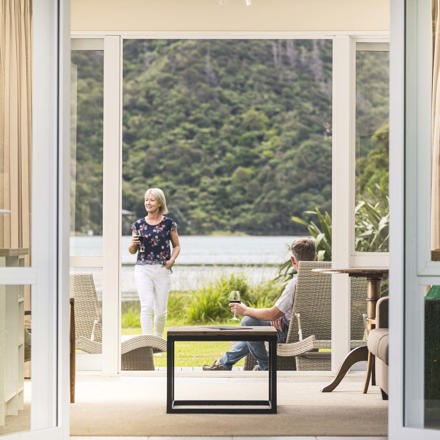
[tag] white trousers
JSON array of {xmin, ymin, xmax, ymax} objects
[{"xmin": 134, "ymin": 264, "xmax": 171, "ymax": 337}]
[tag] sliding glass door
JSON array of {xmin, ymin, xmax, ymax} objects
[
  {"xmin": 390, "ymin": 0, "xmax": 440, "ymax": 437},
  {"xmin": 1, "ymin": 0, "xmax": 69, "ymax": 439},
  {"xmin": 70, "ymin": 38, "xmax": 105, "ymax": 372}
]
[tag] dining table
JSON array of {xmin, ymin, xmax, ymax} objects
[{"xmin": 312, "ymin": 267, "xmax": 389, "ymax": 393}]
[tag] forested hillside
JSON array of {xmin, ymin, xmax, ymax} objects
[{"xmin": 72, "ymin": 39, "xmax": 388, "ymax": 236}]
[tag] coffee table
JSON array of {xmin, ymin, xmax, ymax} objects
[{"xmin": 166, "ymin": 325, "xmax": 277, "ymax": 413}]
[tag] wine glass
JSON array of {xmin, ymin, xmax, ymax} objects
[
  {"xmin": 137, "ymin": 230, "xmax": 145, "ymax": 253},
  {"xmin": 229, "ymin": 290, "xmax": 241, "ymax": 321}
]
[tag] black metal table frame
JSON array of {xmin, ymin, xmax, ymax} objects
[{"xmin": 166, "ymin": 331, "xmax": 277, "ymax": 414}]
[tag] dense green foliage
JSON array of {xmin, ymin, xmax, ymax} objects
[
  {"xmin": 186, "ymin": 274, "xmax": 281, "ymax": 323},
  {"xmin": 356, "ymin": 123, "xmax": 389, "ymax": 197},
  {"xmin": 122, "ymin": 39, "xmax": 333, "ymax": 235},
  {"xmin": 355, "ymin": 183, "xmax": 389, "ymax": 252},
  {"xmin": 276, "ymin": 119, "xmax": 390, "ymax": 281},
  {"xmin": 122, "ymin": 273, "xmax": 282, "ymax": 327},
  {"xmin": 72, "ymin": 40, "xmax": 388, "ymax": 236},
  {"xmin": 71, "ymin": 51, "xmax": 104, "ymax": 234}
]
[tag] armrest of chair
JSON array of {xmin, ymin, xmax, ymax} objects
[
  {"xmin": 277, "ymin": 335, "xmax": 330, "ymax": 357},
  {"xmin": 77, "ymin": 336, "xmax": 102, "ymax": 354},
  {"xmin": 121, "ymin": 335, "xmax": 167, "ymax": 355},
  {"xmin": 376, "ymin": 296, "xmax": 389, "ymax": 329}
]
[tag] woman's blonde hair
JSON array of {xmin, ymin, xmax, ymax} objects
[{"xmin": 145, "ymin": 188, "xmax": 168, "ymax": 214}]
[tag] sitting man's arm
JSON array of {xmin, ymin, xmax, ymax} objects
[{"xmin": 231, "ymin": 303, "xmax": 283, "ymax": 321}]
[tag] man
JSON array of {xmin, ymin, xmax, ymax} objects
[{"xmin": 203, "ymin": 237, "xmax": 316, "ymax": 371}]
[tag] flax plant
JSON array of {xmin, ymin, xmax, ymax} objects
[{"xmin": 277, "ymin": 182, "xmax": 389, "ymax": 283}]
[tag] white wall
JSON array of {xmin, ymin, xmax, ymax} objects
[{"xmin": 71, "ymin": 0, "xmax": 389, "ymax": 34}]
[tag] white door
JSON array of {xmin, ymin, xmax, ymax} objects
[
  {"xmin": 389, "ymin": 0, "xmax": 440, "ymax": 438},
  {"xmin": 0, "ymin": 0, "xmax": 70, "ymax": 439},
  {"xmin": 70, "ymin": 35, "xmax": 122, "ymax": 375}
]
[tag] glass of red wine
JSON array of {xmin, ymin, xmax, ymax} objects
[
  {"xmin": 137, "ymin": 230, "xmax": 145, "ymax": 253},
  {"xmin": 229, "ymin": 290, "xmax": 241, "ymax": 321}
]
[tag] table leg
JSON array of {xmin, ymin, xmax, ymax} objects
[
  {"xmin": 269, "ymin": 335, "xmax": 277, "ymax": 413},
  {"xmin": 363, "ymin": 351, "xmax": 374, "ymax": 394},
  {"xmin": 321, "ymin": 345, "xmax": 368, "ymax": 392},
  {"xmin": 366, "ymin": 278, "xmax": 382, "ymax": 331},
  {"xmin": 363, "ymin": 277, "xmax": 381, "ymax": 393},
  {"xmin": 70, "ymin": 298, "xmax": 75, "ymax": 404},
  {"xmin": 322, "ymin": 276, "xmax": 383, "ymax": 393},
  {"xmin": 166, "ymin": 337, "xmax": 175, "ymax": 413}
]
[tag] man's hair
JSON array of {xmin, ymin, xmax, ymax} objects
[{"xmin": 290, "ymin": 237, "xmax": 316, "ymax": 262}]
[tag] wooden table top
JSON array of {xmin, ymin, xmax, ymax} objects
[
  {"xmin": 167, "ymin": 325, "xmax": 277, "ymax": 337},
  {"xmin": 312, "ymin": 267, "xmax": 388, "ymax": 278}
]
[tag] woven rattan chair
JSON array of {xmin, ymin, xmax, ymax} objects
[
  {"xmin": 70, "ymin": 273, "xmax": 166, "ymax": 370},
  {"xmin": 244, "ymin": 260, "xmax": 367, "ymax": 371}
]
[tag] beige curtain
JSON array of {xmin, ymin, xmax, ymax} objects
[
  {"xmin": 0, "ymin": 0, "xmax": 32, "ymax": 258},
  {"xmin": 432, "ymin": 0, "xmax": 440, "ymax": 252}
]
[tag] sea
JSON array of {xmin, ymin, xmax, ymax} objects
[{"xmin": 70, "ymin": 235, "xmax": 295, "ymax": 299}]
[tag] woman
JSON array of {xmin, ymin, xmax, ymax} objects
[{"xmin": 128, "ymin": 188, "xmax": 181, "ymax": 337}]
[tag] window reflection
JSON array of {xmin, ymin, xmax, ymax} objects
[
  {"xmin": 71, "ymin": 50, "xmax": 104, "ymax": 255},
  {"xmin": 0, "ymin": 0, "xmax": 32, "ymax": 267},
  {"xmin": 432, "ymin": 0, "xmax": 440, "ymax": 259},
  {"xmin": 70, "ymin": 268, "xmax": 103, "ymax": 371},
  {"xmin": 355, "ymin": 46, "xmax": 389, "ymax": 252},
  {"xmin": 0, "ymin": 284, "xmax": 31, "ymax": 435},
  {"xmin": 425, "ymin": 285, "xmax": 440, "ymax": 428}
]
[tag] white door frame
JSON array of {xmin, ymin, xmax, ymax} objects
[
  {"xmin": 1, "ymin": 0, "xmax": 70, "ymax": 438},
  {"xmin": 70, "ymin": 31, "xmax": 388, "ymax": 375},
  {"xmin": 389, "ymin": 0, "xmax": 440, "ymax": 438},
  {"xmin": 69, "ymin": 35, "xmax": 123, "ymax": 374}
]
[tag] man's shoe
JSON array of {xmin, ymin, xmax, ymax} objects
[
  {"xmin": 202, "ymin": 360, "xmax": 228, "ymax": 371},
  {"xmin": 253, "ymin": 364, "xmax": 268, "ymax": 371}
]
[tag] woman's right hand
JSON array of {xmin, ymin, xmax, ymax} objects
[
  {"xmin": 131, "ymin": 233, "xmax": 140, "ymax": 246},
  {"xmin": 128, "ymin": 233, "xmax": 140, "ymax": 254}
]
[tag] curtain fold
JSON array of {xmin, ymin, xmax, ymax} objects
[
  {"xmin": 0, "ymin": 0, "xmax": 32, "ymax": 259},
  {"xmin": 432, "ymin": 0, "xmax": 440, "ymax": 251}
]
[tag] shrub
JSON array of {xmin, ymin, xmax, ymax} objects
[
  {"xmin": 355, "ymin": 184, "xmax": 389, "ymax": 252},
  {"xmin": 121, "ymin": 304, "xmax": 140, "ymax": 328},
  {"xmin": 122, "ymin": 274, "xmax": 284, "ymax": 327},
  {"xmin": 246, "ymin": 279, "xmax": 283, "ymax": 308},
  {"xmin": 167, "ymin": 291, "xmax": 189, "ymax": 323},
  {"xmin": 186, "ymin": 273, "xmax": 281, "ymax": 324},
  {"xmin": 277, "ymin": 181, "xmax": 389, "ymax": 283},
  {"xmin": 186, "ymin": 273, "xmax": 250, "ymax": 323}
]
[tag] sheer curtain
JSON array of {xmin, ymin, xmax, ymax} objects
[
  {"xmin": 432, "ymin": 0, "xmax": 440, "ymax": 253},
  {"xmin": 0, "ymin": 0, "xmax": 32, "ymax": 260}
]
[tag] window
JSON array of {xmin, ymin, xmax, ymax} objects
[{"xmin": 355, "ymin": 43, "xmax": 389, "ymax": 253}]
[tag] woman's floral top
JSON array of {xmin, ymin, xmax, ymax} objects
[{"xmin": 131, "ymin": 216, "xmax": 177, "ymax": 266}]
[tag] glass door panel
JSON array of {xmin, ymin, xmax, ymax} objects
[
  {"xmin": 399, "ymin": 0, "xmax": 440, "ymax": 437},
  {"xmin": 354, "ymin": 43, "xmax": 389, "ymax": 254},
  {"xmin": 71, "ymin": 39, "xmax": 104, "ymax": 371},
  {"xmin": 1, "ymin": 0, "xmax": 33, "ymax": 431},
  {"xmin": 425, "ymin": 285, "xmax": 440, "ymax": 428},
  {"xmin": 70, "ymin": 45, "xmax": 104, "ymax": 256},
  {"xmin": 1, "ymin": 0, "xmax": 67, "ymax": 436},
  {"xmin": 120, "ymin": 38, "xmax": 333, "ymax": 370},
  {"xmin": 0, "ymin": 283, "xmax": 30, "ymax": 435}
]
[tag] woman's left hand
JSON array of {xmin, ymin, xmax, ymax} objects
[{"xmin": 164, "ymin": 260, "xmax": 174, "ymax": 270}]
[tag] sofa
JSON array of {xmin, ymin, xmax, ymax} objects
[{"xmin": 367, "ymin": 296, "xmax": 389, "ymax": 400}]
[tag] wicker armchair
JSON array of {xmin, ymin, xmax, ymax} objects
[
  {"xmin": 244, "ymin": 261, "xmax": 367, "ymax": 371},
  {"xmin": 70, "ymin": 273, "xmax": 166, "ymax": 370}
]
